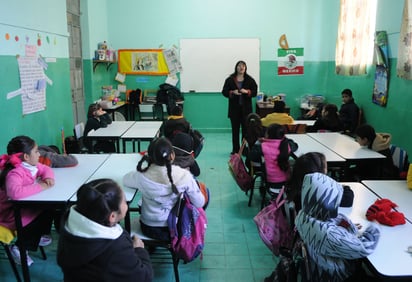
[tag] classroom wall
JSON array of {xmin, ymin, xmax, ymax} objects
[
  {"xmin": 0, "ymin": 0, "xmax": 74, "ymax": 151},
  {"xmin": 81, "ymin": 0, "xmax": 412, "ymax": 155}
]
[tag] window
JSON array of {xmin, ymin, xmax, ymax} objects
[{"xmin": 335, "ymin": 0, "xmax": 377, "ymax": 76}]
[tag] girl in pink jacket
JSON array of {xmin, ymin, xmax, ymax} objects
[{"xmin": 0, "ymin": 135, "xmax": 55, "ymax": 265}]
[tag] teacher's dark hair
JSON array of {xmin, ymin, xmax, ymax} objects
[
  {"xmin": 75, "ymin": 178, "xmax": 123, "ymax": 226},
  {"xmin": 231, "ymin": 60, "xmax": 247, "ymax": 76}
]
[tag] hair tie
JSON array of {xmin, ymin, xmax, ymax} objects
[
  {"xmin": 162, "ymin": 151, "xmax": 168, "ymax": 158},
  {"xmin": 0, "ymin": 153, "xmax": 22, "ymax": 169}
]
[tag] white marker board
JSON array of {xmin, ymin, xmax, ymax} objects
[{"xmin": 179, "ymin": 38, "xmax": 260, "ymax": 93}]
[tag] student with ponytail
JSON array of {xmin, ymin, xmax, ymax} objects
[{"xmin": 123, "ymin": 137, "xmax": 205, "ymax": 241}]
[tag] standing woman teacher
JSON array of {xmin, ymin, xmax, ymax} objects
[{"xmin": 222, "ymin": 60, "xmax": 258, "ymax": 154}]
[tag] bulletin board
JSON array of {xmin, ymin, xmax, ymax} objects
[
  {"xmin": 117, "ymin": 49, "xmax": 169, "ymax": 75},
  {"xmin": 179, "ymin": 38, "xmax": 260, "ymax": 93}
]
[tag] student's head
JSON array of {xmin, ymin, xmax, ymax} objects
[
  {"xmin": 171, "ymin": 132, "xmax": 194, "ymax": 157},
  {"xmin": 137, "ymin": 137, "xmax": 178, "ymax": 193},
  {"xmin": 0, "ymin": 135, "xmax": 38, "ymax": 188},
  {"xmin": 286, "ymin": 152, "xmax": 327, "ymax": 209},
  {"xmin": 245, "ymin": 113, "xmax": 263, "ymax": 144},
  {"xmin": 265, "ymin": 123, "xmax": 285, "ymax": 139},
  {"xmin": 234, "ymin": 60, "xmax": 247, "ymax": 75},
  {"xmin": 355, "ymin": 124, "xmax": 376, "ymax": 147},
  {"xmin": 87, "ymin": 103, "xmax": 102, "ymax": 118},
  {"xmin": 273, "ymin": 100, "xmax": 286, "ymax": 113},
  {"xmin": 75, "ymin": 178, "xmax": 127, "ymax": 227},
  {"xmin": 341, "ymin": 88, "xmax": 353, "ymax": 104},
  {"xmin": 321, "ymin": 103, "xmax": 339, "ymax": 118},
  {"xmin": 171, "ymin": 105, "xmax": 183, "ymax": 116}
]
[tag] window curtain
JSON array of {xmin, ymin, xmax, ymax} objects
[
  {"xmin": 397, "ymin": 0, "xmax": 412, "ymax": 80},
  {"xmin": 335, "ymin": 0, "xmax": 377, "ymax": 76}
]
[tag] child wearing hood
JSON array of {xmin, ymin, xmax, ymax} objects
[{"xmin": 295, "ymin": 172, "xmax": 380, "ymax": 282}]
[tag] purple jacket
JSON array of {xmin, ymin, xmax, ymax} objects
[{"xmin": 0, "ymin": 163, "xmax": 54, "ymax": 230}]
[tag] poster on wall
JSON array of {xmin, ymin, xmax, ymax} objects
[
  {"xmin": 117, "ymin": 49, "xmax": 169, "ymax": 75},
  {"xmin": 372, "ymin": 31, "xmax": 389, "ymax": 107},
  {"xmin": 277, "ymin": 48, "xmax": 304, "ymax": 76}
]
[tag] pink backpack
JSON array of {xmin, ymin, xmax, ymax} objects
[
  {"xmin": 168, "ymin": 193, "xmax": 207, "ymax": 263},
  {"xmin": 253, "ymin": 187, "xmax": 293, "ymax": 256},
  {"xmin": 228, "ymin": 140, "xmax": 253, "ymax": 192}
]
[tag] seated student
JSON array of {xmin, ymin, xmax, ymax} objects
[
  {"xmin": 83, "ymin": 103, "xmax": 115, "ymax": 153},
  {"xmin": 295, "ymin": 172, "xmax": 380, "ymax": 282},
  {"xmin": 309, "ymin": 103, "xmax": 344, "ymax": 132},
  {"xmin": 161, "ymin": 105, "xmax": 191, "ymax": 139},
  {"xmin": 38, "ymin": 145, "xmax": 78, "ymax": 167},
  {"xmin": 123, "ymin": 137, "xmax": 205, "ymax": 241},
  {"xmin": 261, "ymin": 100, "xmax": 294, "ymax": 128},
  {"xmin": 353, "ymin": 124, "xmax": 397, "ymax": 180},
  {"xmin": 244, "ymin": 113, "xmax": 265, "ymax": 171},
  {"xmin": 249, "ymin": 124, "xmax": 298, "ymax": 197},
  {"xmin": 57, "ymin": 179, "xmax": 153, "ymax": 282},
  {"xmin": 171, "ymin": 132, "xmax": 200, "ymax": 177},
  {"xmin": 339, "ymin": 88, "xmax": 360, "ymax": 133}
]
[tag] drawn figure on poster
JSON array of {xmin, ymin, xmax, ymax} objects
[{"xmin": 132, "ymin": 52, "xmax": 158, "ymax": 72}]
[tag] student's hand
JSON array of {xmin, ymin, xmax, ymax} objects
[
  {"xmin": 42, "ymin": 178, "xmax": 55, "ymax": 188},
  {"xmin": 132, "ymin": 235, "xmax": 145, "ymax": 248}
]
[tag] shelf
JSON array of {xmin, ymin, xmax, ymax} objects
[{"xmin": 93, "ymin": 60, "xmax": 116, "ymax": 72}]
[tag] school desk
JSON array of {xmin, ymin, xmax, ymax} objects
[
  {"xmin": 339, "ymin": 182, "xmax": 412, "ymax": 279},
  {"xmin": 101, "ymin": 101, "xmax": 128, "ymax": 120},
  {"xmin": 73, "ymin": 153, "xmax": 142, "ymax": 232},
  {"xmin": 11, "ymin": 154, "xmax": 110, "ymax": 282},
  {"xmin": 87, "ymin": 121, "xmax": 135, "ymax": 153},
  {"xmin": 121, "ymin": 121, "xmax": 162, "ymax": 152},
  {"xmin": 362, "ymin": 180, "xmax": 412, "ymax": 223},
  {"xmin": 292, "ymin": 119, "xmax": 316, "ymax": 126}
]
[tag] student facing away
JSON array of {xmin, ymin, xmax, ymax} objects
[
  {"xmin": 57, "ymin": 179, "xmax": 153, "ymax": 282},
  {"xmin": 260, "ymin": 100, "xmax": 294, "ymax": 128},
  {"xmin": 161, "ymin": 105, "xmax": 191, "ymax": 139},
  {"xmin": 0, "ymin": 135, "xmax": 54, "ymax": 266}
]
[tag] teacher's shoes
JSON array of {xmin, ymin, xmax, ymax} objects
[{"xmin": 9, "ymin": 245, "xmax": 34, "ymax": 266}]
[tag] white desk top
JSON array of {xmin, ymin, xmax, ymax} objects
[
  {"xmin": 307, "ymin": 132, "xmax": 385, "ymax": 160},
  {"xmin": 87, "ymin": 121, "xmax": 135, "ymax": 138},
  {"xmin": 362, "ymin": 180, "xmax": 412, "ymax": 223},
  {"xmin": 121, "ymin": 121, "xmax": 162, "ymax": 139},
  {"xmin": 339, "ymin": 182, "xmax": 412, "ymax": 278},
  {"xmin": 293, "ymin": 120, "xmax": 315, "ymax": 126},
  {"xmin": 78, "ymin": 153, "xmax": 142, "ymax": 202},
  {"xmin": 18, "ymin": 154, "xmax": 110, "ymax": 202},
  {"xmin": 286, "ymin": 134, "xmax": 345, "ymax": 163}
]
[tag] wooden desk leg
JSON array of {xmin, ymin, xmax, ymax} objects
[{"xmin": 14, "ymin": 206, "xmax": 31, "ymax": 282}]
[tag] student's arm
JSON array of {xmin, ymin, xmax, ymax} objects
[
  {"xmin": 287, "ymin": 138, "xmax": 298, "ymax": 153},
  {"xmin": 122, "ymin": 171, "xmax": 140, "ymax": 189},
  {"xmin": 6, "ymin": 169, "xmax": 45, "ymax": 199}
]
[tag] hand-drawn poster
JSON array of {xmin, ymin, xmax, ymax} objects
[
  {"xmin": 372, "ymin": 31, "xmax": 389, "ymax": 107},
  {"xmin": 277, "ymin": 48, "xmax": 304, "ymax": 76},
  {"xmin": 17, "ymin": 56, "xmax": 50, "ymax": 114},
  {"xmin": 118, "ymin": 49, "xmax": 169, "ymax": 75}
]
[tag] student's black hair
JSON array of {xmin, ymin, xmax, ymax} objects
[
  {"xmin": 265, "ymin": 124, "xmax": 289, "ymax": 172},
  {"xmin": 0, "ymin": 135, "xmax": 36, "ymax": 189},
  {"xmin": 355, "ymin": 124, "xmax": 376, "ymax": 148},
  {"xmin": 341, "ymin": 88, "xmax": 353, "ymax": 97},
  {"xmin": 245, "ymin": 112, "xmax": 263, "ymax": 147},
  {"xmin": 321, "ymin": 103, "xmax": 340, "ymax": 127},
  {"xmin": 87, "ymin": 102, "xmax": 102, "ymax": 118},
  {"xmin": 231, "ymin": 60, "xmax": 247, "ymax": 76},
  {"xmin": 75, "ymin": 178, "xmax": 123, "ymax": 227},
  {"xmin": 170, "ymin": 105, "xmax": 183, "ymax": 116},
  {"xmin": 285, "ymin": 152, "xmax": 326, "ymax": 212},
  {"xmin": 136, "ymin": 137, "xmax": 178, "ymax": 194},
  {"xmin": 273, "ymin": 100, "xmax": 286, "ymax": 113}
]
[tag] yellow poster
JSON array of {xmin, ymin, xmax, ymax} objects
[{"xmin": 118, "ymin": 49, "xmax": 169, "ymax": 75}]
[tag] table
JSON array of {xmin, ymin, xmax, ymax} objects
[
  {"xmin": 83, "ymin": 153, "xmax": 143, "ymax": 232},
  {"xmin": 87, "ymin": 121, "xmax": 135, "ymax": 153},
  {"xmin": 293, "ymin": 120, "xmax": 315, "ymax": 126},
  {"xmin": 121, "ymin": 121, "xmax": 162, "ymax": 152},
  {"xmin": 362, "ymin": 180, "xmax": 412, "ymax": 223},
  {"xmin": 12, "ymin": 154, "xmax": 110, "ymax": 282},
  {"xmin": 286, "ymin": 134, "xmax": 345, "ymax": 167},
  {"xmin": 101, "ymin": 101, "xmax": 128, "ymax": 120},
  {"xmin": 339, "ymin": 182, "xmax": 412, "ymax": 279}
]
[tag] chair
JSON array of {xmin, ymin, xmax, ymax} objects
[
  {"xmin": 390, "ymin": 144, "xmax": 409, "ymax": 179},
  {"xmin": 73, "ymin": 122, "xmax": 89, "ymax": 153},
  {"xmin": 284, "ymin": 124, "xmax": 307, "ymax": 134},
  {"xmin": 0, "ymin": 225, "xmax": 21, "ymax": 281},
  {"xmin": 246, "ymin": 160, "xmax": 266, "ymax": 207},
  {"xmin": 130, "ymin": 218, "xmax": 180, "ymax": 282}
]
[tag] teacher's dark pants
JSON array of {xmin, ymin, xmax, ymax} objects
[{"xmin": 230, "ymin": 111, "xmax": 247, "ymax": 153}]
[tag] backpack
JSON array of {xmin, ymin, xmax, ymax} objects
[
  {"xmin": 167, "ymin": 193, "xmax": 207, "ymax": 263},
  {"xmin": 253, "ymin": 186, "xmax": 294, "ymax": 256},
  {"xmin": 190, "ymin": 129, "xmax": 204, "ymax": 158},
  {"xmin": 157, "ymin": 83, "xmax": 184, "ymax": 114},
  {"xmin": 228, "ymin": 139, "xmax": 253, "ymax": 192}
]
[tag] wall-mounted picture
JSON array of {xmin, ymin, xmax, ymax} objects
[{"xmin": 118, "ymin": 49, "xmax": 169, "ymax": 75}]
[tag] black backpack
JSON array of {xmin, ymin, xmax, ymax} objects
[
  {"xmin": 156, "ymin": 84, "xmax": 184, "ymax": 114},
  {"xmin": 129, "ymin": 88, "xmax": 142, "ymax": 105}
]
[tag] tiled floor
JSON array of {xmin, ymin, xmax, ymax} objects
[{"xmin": 0, "ymin": 132, "xmax": 277, "ymax": 282}]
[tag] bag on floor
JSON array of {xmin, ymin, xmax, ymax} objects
[
  {"xmin": 190, "ymin": 128, "xmax": 204, "ymax": 158},
  {"xmin": 168, "ymin": 193, "xmax": 207, "ymax": 263},
  {"xmin": 228, "ymin": 139, "xmax": 253, "ymax": 192},
  {"xmin": 253, "ymin": 186, "xmax": 293, "ymax": 256}
]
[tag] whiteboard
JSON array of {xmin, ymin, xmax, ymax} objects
[{"xmin": 179, "ymin": 38, "xmax": 260, "ymax": 93}]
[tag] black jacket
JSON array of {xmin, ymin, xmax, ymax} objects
[{"xmin": 339, "ymin": 100, "xmax": 359, "ymax": 133}]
